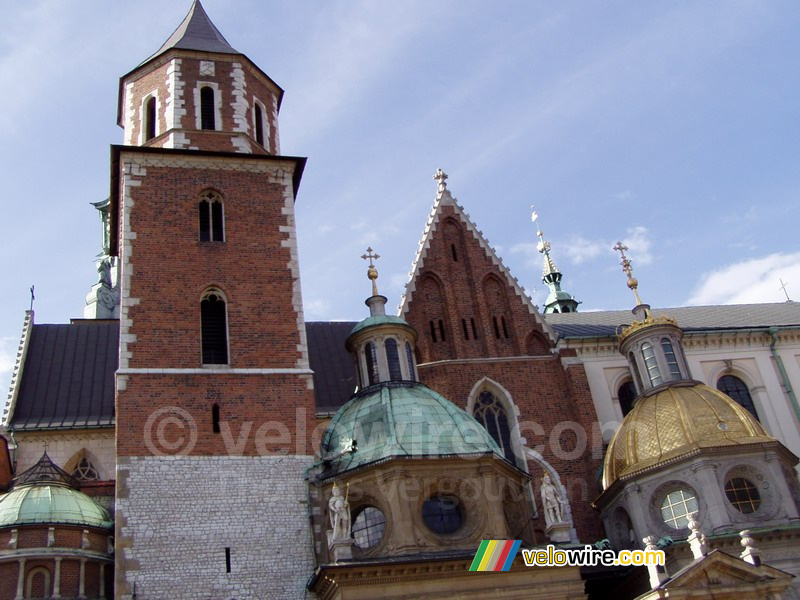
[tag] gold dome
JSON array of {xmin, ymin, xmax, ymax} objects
[{"xmin": 602, "ymin": 383, "xmax": 774, "ymax": 489}]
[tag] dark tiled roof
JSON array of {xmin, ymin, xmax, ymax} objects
[
  {"xmin": 547, "ymin": 302, "xmax": 800, "ymax": 338},
  {"xmin": 145, "ymin": 0, "xmax": 239, "ymax": 65},
  {"xmin": 10, "ymin": 322, "xmax": 118, "ymax": 430},
  {"xmin": 8, "ymin": 319, "xmax": 359, "ymax": 428},
  {"xmin": 306, "ymin": 322, "xmax": 357, "ymax": 413}
]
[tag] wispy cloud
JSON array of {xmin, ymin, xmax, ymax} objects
[
  {"xmin": 560, "ymin": 226, "xmax": 653, "ymax": 266},
  {"xmin": 687, "ymin": 252, "xmax": 800, "ymax": 305}
]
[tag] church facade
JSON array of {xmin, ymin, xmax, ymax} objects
[{"xmin": 2, "ymin": 3, "xmax": 800, "ymax": 599}]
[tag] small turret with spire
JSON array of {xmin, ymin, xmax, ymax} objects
[
  {"xmin": 346, "ymin": 249, "xmax": 419, "ymax": 389},
  {"xmin": 613, "ymin": 242, "xmax": 693, "ymax": 397},
  {"xmin": 532, "ymin": 209, "xmax": 579, "ymax": 314}
]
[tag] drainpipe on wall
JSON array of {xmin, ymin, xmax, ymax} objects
[{"xmin": 769, "ymin": 327, "xmax": 800, "ymax": 425}]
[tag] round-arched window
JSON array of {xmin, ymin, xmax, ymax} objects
[
  {"xmin": 724, "ymin": 477, "xmax": 761, "ymax": 514},
  {"xmin": 352, "ymin": 506, "xmax": 386, "ymax": 549},
  {"xmin": 717, "ymin": 375, "xmax": 759, "ymax": 421},
  {"xmin": 422, "ymin": 495, "xmax": 462, "ymax": 534},
  {"xmin": 660, "ymin": 487, "xmax": 698, "ymax": 529}
]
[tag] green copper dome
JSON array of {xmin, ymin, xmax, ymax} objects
[
  {"xmin": 321, "ymin": 382, "xmax": 502, "ymax": 476},
  {"xmin": 349, "ymin": 314, "xmax": 411, "ymax": 336},
  {"xmin": 0, "ymin": 484, "xmax": 113, "ymax": 529}
]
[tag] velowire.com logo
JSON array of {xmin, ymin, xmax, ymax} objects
[{"xmin": 469, "ymin": 540, "xmax": 522, "ymax": 572}]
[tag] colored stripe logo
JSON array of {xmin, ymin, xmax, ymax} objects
[{"xmin": 469, "ymin": 540, "xmax": 522, "ymax": 572}]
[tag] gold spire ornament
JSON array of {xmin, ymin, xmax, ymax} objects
[
  {"xmin": 532, "ymin": 207, "xmax": 558, "ymax": 277},
  {"xmin": 613, "ymin": 241, "xmax": 645, "ymax": 308},
  {"xmin": 361, "ymin": 247, "xmax": 381, "ymax": 297}
]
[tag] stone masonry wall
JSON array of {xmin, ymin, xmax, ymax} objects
[{"xmin": 115, "ymin": 455, "xmax": 314, "ymax": 599}]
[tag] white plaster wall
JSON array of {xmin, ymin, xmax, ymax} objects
[
  {"xmin": 571, "ymin": 336, "xmax": 800, "ymax": 458},
  {"xmin": 116, "ymin": 455, "xmax": 314, "ymax": 600}
]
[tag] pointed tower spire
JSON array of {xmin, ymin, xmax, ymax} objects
[
  {"xmin": 532, "ymin": 208, "xmax": 579, "ymax": 314},
  {"xmin": 147, "ymin": 0, "xmax": 239, "ymax": 63}
]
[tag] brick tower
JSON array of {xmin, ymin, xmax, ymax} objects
[{"xmin": 110, "ymin": 3, "xmax": 316, "ymax": 597}]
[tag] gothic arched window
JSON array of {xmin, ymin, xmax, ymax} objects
[
  {"xmin": 201, "ymin": 289, "xmax": 228, "ymax": 364},
  {"xmin": 473, "ymin": 391, "xmax": 515, "ymax": 465},
  {"xmin": 72, "ymin": 457, "xmax": 99, "ymax": 482},
  {"xmin": 199, "ymin": 191, "xmax": 224, "ymax": 242},
  {"xmin": 717, "ymin": 375, "xmax": 759, "ymax": 421},
  {"xmin": 200, "ymin": 86, "xmax": 216, "ymax": 130}
]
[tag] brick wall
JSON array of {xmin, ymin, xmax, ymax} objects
[{"xmin": 406, "ymin": 201, "xmax": 605, "ymax": 543}]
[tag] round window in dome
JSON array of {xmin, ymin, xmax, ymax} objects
[
  {"xmin": 660, "ymin": 488, "xmax": 698, "ymax": 529},
  {"xmin": 422, "ymin": 495, "xmax": 462, "ymax": 534},
  {"xmin": 352, "ymin": 506, "xmax": 386, "ymax": 549},
  {"xmin": 724, "ymin": 477, "xmax": 761, "ymax": 514}
]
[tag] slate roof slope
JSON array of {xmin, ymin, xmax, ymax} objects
[
  {"xmin": 145, "ymin": 0, "xmax": 239, "ymax": 64},
  {"xmin": 7, "ymin": 319, "xmax": 359, "ymax": 430},
  {"xmin": 306, "ymin": 321, "xmax": 357, "ymax": 413},
  {"xmin": 10, "ymin": 322, "xmax": 119, "ymax": 430},
  {"xmin": 546, "ymin": 302, "xmax": 800, "ymax": 339}
]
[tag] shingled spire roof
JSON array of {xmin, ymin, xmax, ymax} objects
[{"xmin": 145, "ymin": 0, "xmax": 239, "ymax": 64}]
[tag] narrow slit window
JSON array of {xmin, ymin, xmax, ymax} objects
[
  {"xmin": 501, "ymin": 316, "xmax": 509, "ymax": 339},
  {"xmin": 200, "ymin": 86, "xmax": 216, "ymax": 130},
  {"xmin": 660, "ymin": 338, "xmax": 681, "ymax": 380},
  {"xmin": 451, "ymin": 244, "xmax": 458, "ymax": 261},
  {"xmin": 212, "ymin": 404, "xmax": 221, "ymax": 433},
  {"xmin": 225, "ymin": 547, "xmax": 231, "ymax": 573},
  {"xmin": 461, "ymin": 319, "xmax": 469, "ymax": 340},
  {"xmin": 493, "ymin": 316, "xmax": 501, "ymax": 339},
  {"xmin": 405, "ymin": 342, "xmax": 416, "ymax": 381},
  {"xmin": 429, "ymin": 320, "xmax": 438, "ymax": 343},
  {"xmin": 641, "ymin": 342, "xmax": 662, "ymax": 387},
  {"xmin": 254, "ymin": 103, "xmax": 264, "ymax": 145},
  {"xmin": 438, "ymin": 319, "xmax": 446, "ymax": 341},
  {"xmin": 365, "ymin": 342, "xmax": 379, "ymax": 385},
  {"xmin": 145, "ymin": 96, "xmax": 157, "ymax": 141},
  {"xmin": 471, "ymin": 318, "xmax": 478, "ymax": 339},
  {"xmin": 201, "ymin": 291, "xmax": 228, "ymax": 364},
  {"xmin": 385, "ymin": 339, "xmax": 402, "ymax": 381}
]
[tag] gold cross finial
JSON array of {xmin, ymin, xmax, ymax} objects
[
  {"xmin": 613, "ymin": 241, "xmax": 644, "ymax": 307},
  {"xmin": 361, "ymin": 247, "xmax": 381, "ymax": 296},
  {"xmin": 433, "ymin": 168, "xmax": 448, "ymax": 194}
]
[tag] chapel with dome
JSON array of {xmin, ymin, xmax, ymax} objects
[{"xmin": 2, "ymin": 2, "xmax": 800, "ymax": 599}]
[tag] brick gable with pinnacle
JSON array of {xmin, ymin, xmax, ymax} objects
[{"xmin": 402, "ymin": 187, "xmax": 605, "ymax": 543}]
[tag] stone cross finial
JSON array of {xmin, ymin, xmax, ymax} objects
[
  {"xmin": 361, "ymin": 247, "xmax": 381, "ymax": 296},
  {"xmin": 613, "ymin": 241, "xmax": 645, "ymax": 308},
  {"xmin": 433, "ymin": 168, "xmax": 448, "ymax": 194}
]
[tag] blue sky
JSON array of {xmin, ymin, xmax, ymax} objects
[{"xmin": 1, "ymin": 0, "xmax": 799, "ymax": 392}]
